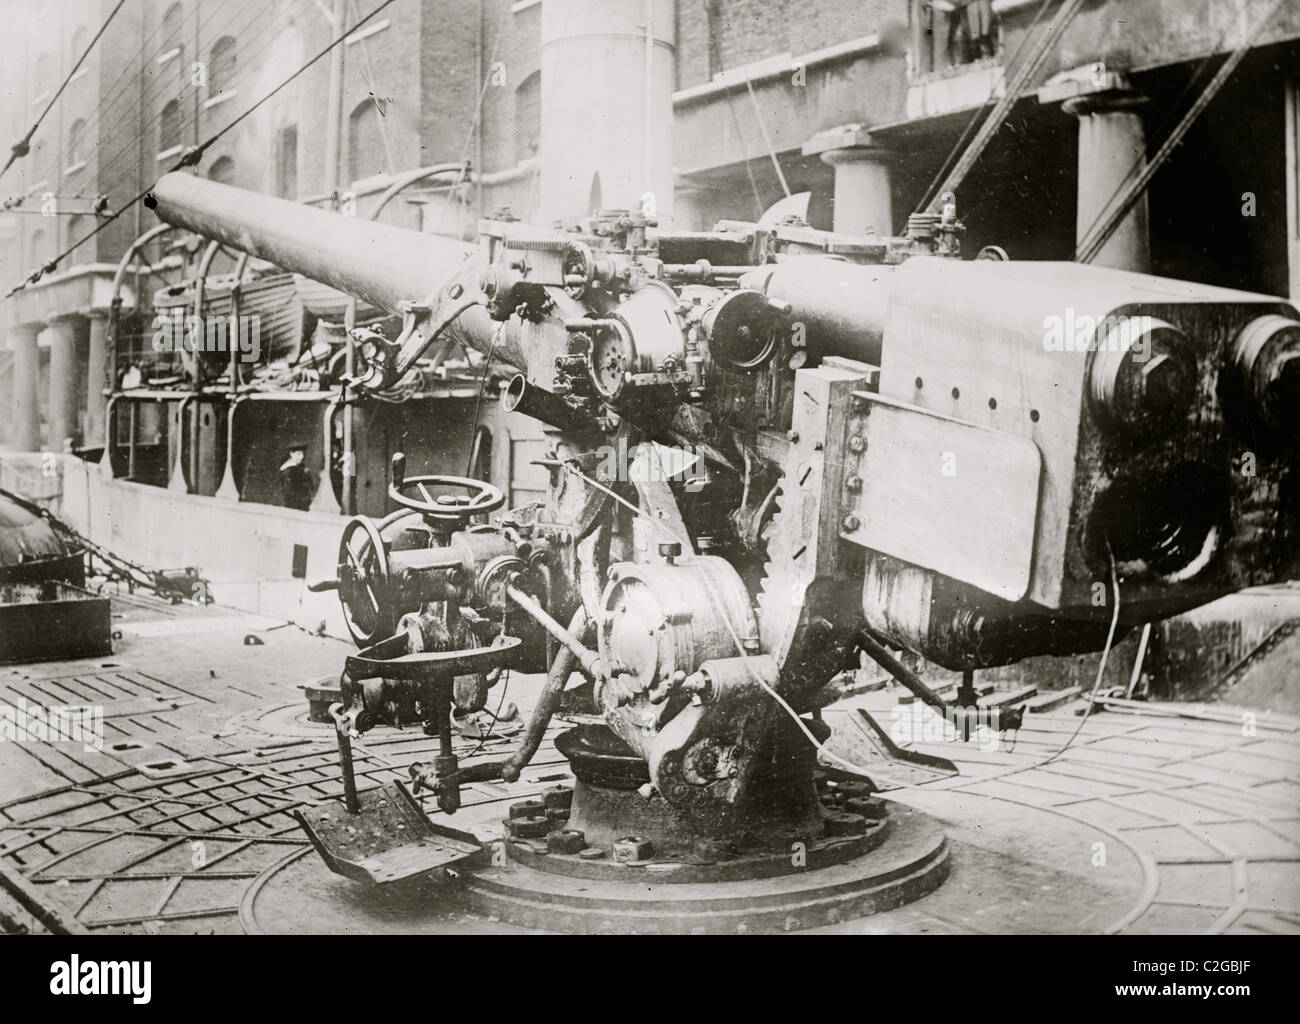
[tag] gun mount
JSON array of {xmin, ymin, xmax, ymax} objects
[{"xmin": 151, "ymin": 171, "xmax": 1300, "ymax": 930}]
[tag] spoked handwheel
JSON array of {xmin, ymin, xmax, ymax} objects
[
  {"xmin": 336, "ymin": 516, "xmax": 394, "ymax": 646},
  {"xmin": 388, "ymin": 452, "xmax": 505, "ymax": 532}
]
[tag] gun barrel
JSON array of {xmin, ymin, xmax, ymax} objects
[{"xmin": 150, "ymin": 173, "xmax": 526, "ymax": 369}]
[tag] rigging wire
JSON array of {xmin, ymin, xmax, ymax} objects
[
  {"xmin": 432, "ymin": 0, "xmax": 513, "ymax": 238},
  {"xmin": 701, "ymin": 0, "xmax": 764, "ymax": 218},
  {"xmin": 1, "ymin": 0, "xmax": 129, "ymax": 181},
  {"xmin": 915, "ymin": 0, "xmax": 1087, "ymax": 217},
  {"xmin": 66, "ymin": 0, "xmax": 310, "ymax": 201},
  {"xmin": 1075, "ymin": 0, "xmax": 1286, "ymax": 263},
  {"xmin": 349, "ymin": 0, "xmax": 398, "ymax": 176},
  {"xmin": 2, "ymin": 0, "xmax": 401, "ymax": 304},
  {"xmin": 915, "ymin": 0, "xmax": 1055, "ymax": 215},
  {"xmin": 27, "ymin": 0, "xmax": 270, "ymax": 193}
]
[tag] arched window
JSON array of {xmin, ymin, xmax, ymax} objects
[
  {"xmin": 208, "ymin": 156, "xmax": 234, "ymax": 185},
  {"xmin": 66, "ymin": 118, "xmax": 86, "ymax": 166},
  {"xmin": 274, "ymin": 124, "xmax": 298, "ymax": 198},
  {"xmin": 70, "ymin": 26, "xmax": 90, "ymax": 61},
  {"xmin": 208, "ymin": 36, "xmax": 236, "ymax": 95},
  {"xmin": 513, "ymin": 71, "xmax": 540, "ymax": 165},
  {"xmin": 159, "ymin": 100, "xmax": 181, "ymax": 152},
  {"xmin": 29, "ymin": 228, "xmax": 50, "ymax": 268},
  {"xmin": 66, "ymin": 215, "xmax": 90, "ymax": 262},
  {"xmin": 347, "ymin": 99, "xmax": 387, "ymax": 184},
  {"xmin": 162, "ymin": 3, "xmax": 184, "ymax": 51},
  {"xmin": 30, "ymin": 135, "xmax": 49, "ymax": 184},
  {"xmin": 34, "ymin": 54, "xmax": 53, "ymax": 96}
]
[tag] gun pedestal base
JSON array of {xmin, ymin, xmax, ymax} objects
[
  {"xmin": 454, "ymin": 724, "xmax": 950, "ymax": 933},
  {"xmin": 456, "ymin": 799, "xmax": 949, "ymax": 934}
]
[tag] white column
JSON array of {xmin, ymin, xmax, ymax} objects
[
  {"xmin": 539, "ymin": 0, "xmax": 675, "ymax": 226},
  {"xmin": 47, "ymin": 317, "xmax": 85, "ymax": 452},
  {"xmin": 85, "ymin": 312, "xmax": 110, "ymax": 448},
  {"xmin": 1063, "ymin": 87, "xmax": 1151, "ymax": 272},
  {"xmin": 802, "ymin": 125, "xmax": 894, "ymax": 236},
  {"xmin": 9, "ymin": 322, "xmax": 41, "ymax": 451}
]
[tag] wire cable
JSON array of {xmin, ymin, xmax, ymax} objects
[
  {"xmin": 2, "ymin": 0, "xmax": 401, "ymax": 303},
  {"xmin": 431, "ymin": 0, "xmax": 512, "ymax": 238},
  {"xmin": 915, "ymin": 0, "xmax": 1055, "ymax": 215},
  {"xmin": 1040, "ymin": 546, "xmax": 1121, "ymax": 764},
  {"xmin": 701, "ymin": 0, "xmax": 764, "ymax": 218},
  {"xmin": 1075, "ymin": 0, "xmax": 1286, "ymax": 263},
  {"xmin": 917, "ymin": 0, "xmax": 1086, "ymax": 217},
  {"xmin": 1, "ymin": 0, "xmax": 129, "ymax": 181},
  {"xmin": 27, "ymin": 0, "xmax": 269, "ymax": 194},
  {"xmin": 559, "ymin": 460, "xmax": 874, "ymax": 777}
]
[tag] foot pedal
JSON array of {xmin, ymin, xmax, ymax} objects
[
  {"xmin": 820, "ymin": 708, "xmax": 958, "ymax": 790},
  {"xmin": 294, "ymin": 781, "xmax": 482, "ymax": 885}
]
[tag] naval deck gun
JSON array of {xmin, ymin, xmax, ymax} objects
[{"xmin": 147, "ymin": 169, "xmax": 1300, "ymax": 931}]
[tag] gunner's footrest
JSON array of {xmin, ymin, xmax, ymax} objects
[{"xmin": 294, "ymin": 781, "xmax": 483, "ymax": 885}]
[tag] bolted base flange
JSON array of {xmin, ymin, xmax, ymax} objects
[{"xmin": 455, "ymin": 800, "xmax": 949, "ymax": 934}]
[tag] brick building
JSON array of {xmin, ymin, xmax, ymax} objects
[{"xmin": 3, "ymin": 0, "xmax": 1300, "ymax": 454}]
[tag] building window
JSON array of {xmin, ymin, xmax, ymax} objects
[
  {"xmin": 33, "ymin": 53, "xmax": 53, "ymax": 98},
  {"xmin": 209, "ymin": 36, "xmax": 236, "ymax": 96},
  {"xmin": 66, "ymin": 215, "xmax": 90, "ymax": 262},
  {"xmin": 208, "ymin": 156, "xmax": 235, "ymax": 185},
  {"xmin": 159, "ymin": 3, "xmax": 184, "ymax": 65},
  {"xmin": 514, "ymin": 71, "xmax": 540, "ymax": 165},
  {"xmin": 70, "ymin": 27, "xmax": 90, "ymax": 69},
  {"xmin": 348, "ymin": 99, "xmax": 388, "ymax": 184},
  {"xmin": 30, "ymin": 135, "xmax": 49, "ymax": 186},
  {"xmin": 163, "ymin": 3, "xmax": 184, "ymax": 45},
  {"xmin": 274, "ymin": 124, "xmax": 298, "ymax": 198},
  {"xmin": 160, "ymin": 100, "xmax": 182, "ymax": 153},
  {"xmin": 29, "ymin": 228, "xmax": 50, "ymax": 268},
  {"xmin": 66, "ymin": 118, "xmax": 86, "ymax": 168}
]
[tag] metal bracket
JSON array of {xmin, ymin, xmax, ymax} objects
[{"xmin": 346, "ymin": 273, "xmax": 481, "ymax": 391}]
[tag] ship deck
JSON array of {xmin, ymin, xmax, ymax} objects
[{"xmin": 1, "ymin": 592, "xmax": 1297, "ymax": 935}]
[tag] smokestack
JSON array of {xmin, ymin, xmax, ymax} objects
[{"xmin": 539, "ymin": 0, "xmax": 675, "ymax": 226}]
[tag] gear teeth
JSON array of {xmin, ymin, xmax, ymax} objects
[{"xmin": 756, "ymin": 484, "xmax": 801, "ymax": 649}]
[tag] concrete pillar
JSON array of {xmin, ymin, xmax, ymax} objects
[
  {"xmin": 9, "ymin": 322, "xmax": 41, "ymax": 451},
  {"xmin": 85, "ymin": 313, "xmax": 110, "ymax": 448},
  {"xmin": 1062, "ymin": 85, "xmax": 1150, "ymax": 272},
  {"xmin": 46, "ymin": 317, "xmax": 85, "ymax": 452},
  {"xmin": 539, "ymin": 0, "xmax": 675, "ymax": 226},
  {"xmin": 802, "ymin": 125, "xmax": 894, "ymax": 236}
]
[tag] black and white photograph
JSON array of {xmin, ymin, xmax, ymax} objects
[{"xmin": 0, "ymin": 0, "xmax": 1296, "ymax": 978}]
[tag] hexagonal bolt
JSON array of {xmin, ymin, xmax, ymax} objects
[
  {"xmin": 1135, "ymin": 352, "xmax": 1193, "ymax": 413},
  {"xmin": 841, "ymin": 514, "xmax": 861, "ymax": 532},
  {"xmin": 844, "ymin": 474, "xmax": 863, "ymax": 492},
  {"xmin": 822, "ymin": 809, "xmax": 868, "ymax": 836},
  {"xmin": 546, "ymin": 829, "xmax": 587, "ymax": 855},
  {"xmin": 847, "ymin": 435, "xmax": 866, "ymax": 453},
  {"xmin": 1264, "ymin": 353, "xmax": 1300, "ymax": 421},
  {"xmin": 611, "ymin": 835, "xmax": 655, "ymax": 863},
  {"xmin": 505, "ymin": 814, "xmax": 551, "ymax": 839},
  {"xmin": 844, "ymin": 795, "xmax": 888, "ymax": 820},
  {"xmin": 508, "ymin": 799, "xmax": 546, "ymax": 820},
  {"xmin": 542, "ymin": 785, "xmax": 574, "ymax": 811}
]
